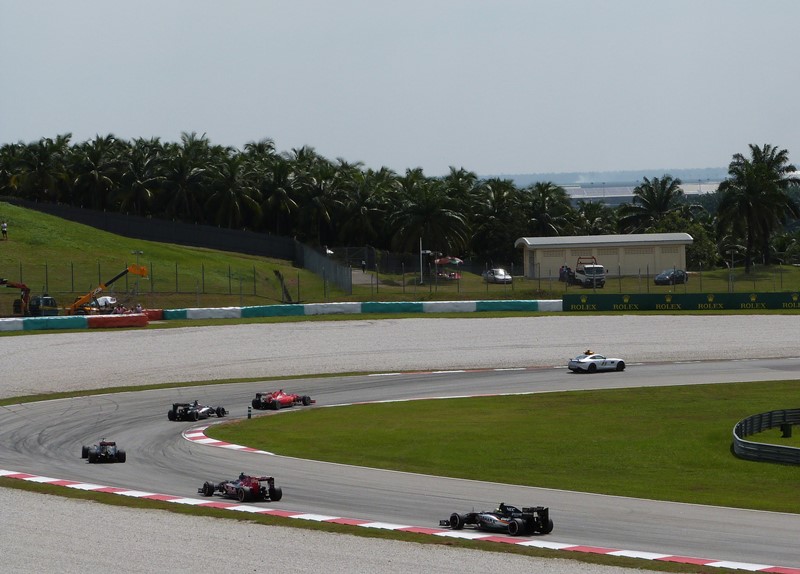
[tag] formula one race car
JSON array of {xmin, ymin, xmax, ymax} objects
[
  {"xmin": 198, "ymin": 473, "xmax": 283, "ymax": 503},
  {"xmin": 168, "ymin": 400, "xmax": 228, "ymax": 421},
  {"xmin": 251, "ymin": 389, "xmax": 315, "ymax": 410},
  {"xmin": 567, "ymin": 350, "xmax": 625, "ymax": 373},
  {"xmin": 440, "ymin": 503, "xmax": 553, "ymax": 536},
  {"xmin": 81, "ymin": 439, "xmax": 126, "ymax": 463}
]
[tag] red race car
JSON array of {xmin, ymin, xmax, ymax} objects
[
  {"xmin": 251, "ymin": 389, "xmax": 315, "ymax": 410},
  {"xmin": 198, "ymin": 473, "xmax": 283, "ymax": 503}
]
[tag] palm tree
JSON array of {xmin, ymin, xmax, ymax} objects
[
  {"xmin": 0, "ymin": 143, "xmax": 24, "ymax": 196},
  {"xmin": 159, "ymin": 140, "xmax": 208, "ymax": 223},
  {"xmin": 617, "ymin": 175, "xmax": 685, "ymax": 233},
  {"xmin": 204, "ymin": 152, "xmax": 262, "ymax": 229},
  {"xmin": 441, "ymin": 167, "xmax": 479, "ymax": 205},
  {"xmin": 337, "ymin": 167, "xmax": 395, "ymax": 248},
  {"xmin": 10, "ymin": 134, "xmax": 72, "ymax": 202},
  {"xmin": 573, "ymin": 200, "xmax": 617, "ymax": 235},
  {"xmin": 256, "ymin": 155, "xmax": 298, "ymax": 236},
  {"xmin": 290, "ymin": 148, "xmax": 344, "ymax": 244},
  {"xmin": 70, "ymin": 134, "xmax": 123, "ymax": 210},
  {"xmin": 522, "ymin": 181, "xmax": 574, "ymax": 237},
  {"xmin": 716, "ymin": 144, "xmax": 800, "ymax": 272},
  {"xmin": 469, "ymin": 177, "xmax": 523, "ymax": 262},
  {"xmin": 388, "ymin": 168, "xmax": 469, "ymax": 255},
  {"xmin": 117, "ymin": 137, "xmax": 165, "ymax": 216}
]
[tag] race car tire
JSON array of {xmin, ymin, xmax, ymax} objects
[
  {"xmin": 237, "ymin": 487, "xmax": 251, "ymax": 503},
  {"xmin": 616, "ymin": 361, "xmax": 625, "ymax": 372},
  {"xmin": 116, "ymin": 450, "xmax": 126, "ymax": 463},
  {"xmin": 271, "ymin": 400, "xmax": 281, "ymax": 411},
  {"xmin": 191, "ymin": 410, "xmax": 199, "ymax": 421},
  {"xmin": 201, "ymin": 482, "xmax": 215, "ymax": 497},
  {"xmin": 449, "ymin": 513, "xmax": 465, "ymax": 530},
  {"xmin": 251, "ymin": 399, "xmax": 261, "ymax": 410},
  {"xmin": 167, "ymin": 409, "xmax": 176, "ymax": 421},
  {"xmin": 88, "ymin": 450, "xmax": 97, "ymax": 463},
  {"xmin": 216, "ymin": 407, "xmax": 226, "ymax": 418},
  {"xmin": 302, "ymin": 395, "xmax": 312, "ymax": 406},
  {"xmin": 588, "ymin": 363, "xmax": 597, "ymax": 373},
  {"xmin": 508, "ymin": 518, "xmax": 525, "ymax": 536},
  {"xmin": 81, "ymin": 445, "xmax": 89, "ymax": 459},
  {"xmin": 268, "ymin": 486, "xmax": 283, "ymax": 501},
  {"xmin": 539, "ymin": 518, "xmax": 554, "ymax": 534}
]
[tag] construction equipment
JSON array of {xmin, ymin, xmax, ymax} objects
[
  {"xmin": 1, "ymin": 278, "xmax": 32, "ymax": 315},
  {"xmin": 0, "ymin": 279, "xmax": 60, "ymax": 316},
  {"xmin": 65, "ymin": 264, "xmax": 148, "ymax": 315}
]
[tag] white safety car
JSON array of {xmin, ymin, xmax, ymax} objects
[{"xmin": 567, "ymin": 350, "xmax": 625, "ymax": 373}]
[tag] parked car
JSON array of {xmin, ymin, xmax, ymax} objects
[
  {"xmin": 482, "ymin": 268, "xmax": 513, "ymax": 284},
  {"xmin": 654, "ymin": 268, "xmax": 688, "ymax": 285},
  {"xmin": 28, "ymin": 294, "xmax": 59, "ymax": 316}
]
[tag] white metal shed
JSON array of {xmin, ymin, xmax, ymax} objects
[{"xmin": 514, "ymin": 233, "xmax": 693, "ymax": 278}]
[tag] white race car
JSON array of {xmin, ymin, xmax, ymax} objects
[{"xmin": 567, "ymin": 351, "xmax": 625, "ymax": 373}]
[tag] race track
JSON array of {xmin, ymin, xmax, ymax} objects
[{"xmin": 2, "ymin": 315, "xmax": 800, "ymax": 573}]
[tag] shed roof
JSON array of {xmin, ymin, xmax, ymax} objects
[{"xmin": 515, "ymin": 233, "xmax": 693, "ymax": 249}]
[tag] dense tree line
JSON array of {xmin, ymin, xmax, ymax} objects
[{"xmin": 1, "ymin": 133, "xmax": 798, "ymax": 272}]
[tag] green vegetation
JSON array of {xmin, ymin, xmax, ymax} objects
[
  {"xmin": 0, "ymin": 202, "xmax": 330, "ymax": 313},
  {"xmin": 209, "ymin": 380, "xmax": 800, "ymax": 514},
  {"xmin": 2, "ymin": 135, "xmax": 799, "ymax": 274},
  {"xmin": 4, "ymin": 202, "xmax": 800, "ymax": 319}
]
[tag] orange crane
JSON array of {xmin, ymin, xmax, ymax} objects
[
  {"xmin": 65, "ymin": 264, "xmax": 148, "ymax": 315},
  {"xmin": 1, "ymin": 278, "xmax": 32, "ymax": 315}
]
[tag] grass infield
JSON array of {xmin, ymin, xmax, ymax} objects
[{"xmin": 208, "ymin": 380, "xmax": 800, "ymax": 513}]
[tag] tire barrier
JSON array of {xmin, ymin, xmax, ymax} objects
[{"xmin": 732, "ymin": 408, "xmax": 800, "ymax": 464}]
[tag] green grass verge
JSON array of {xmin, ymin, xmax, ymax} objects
[
  {"xmin": 0, "ymin": 376, "xmax": 789, "ymax": 573},
  {"xmin": 208, "ymin": 380, "xmax": 800, "ymax": 514}
]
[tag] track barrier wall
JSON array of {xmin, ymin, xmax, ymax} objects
[
  {"xmin": 563, "ymin": 292, "xmax": 800, "ymax": 311},
  {"xmin": 0, "ymin": 299, "xmax": 562, "ymax": 331},
  {"xmin": 732, "ymin": 408, "xmax": 800, "ymax": 465}
]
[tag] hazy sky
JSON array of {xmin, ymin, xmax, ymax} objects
[{"xmin": 2, "ymin": 1, "xmax": 798, "ymax": 177}]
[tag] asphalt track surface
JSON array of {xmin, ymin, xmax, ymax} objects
[{"xmin": 2, "ymin": 315, "xmax": 800, "ymax": 573}]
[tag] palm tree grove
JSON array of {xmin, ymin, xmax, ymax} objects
[{"xmin": 2, "ymin": 134, "xmax": 799, "ymax": 272}]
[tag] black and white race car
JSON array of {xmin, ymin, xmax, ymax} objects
[
  {"xmin": 81, "ymin": 440, "xmax": 126, "ymax": 463},
  {"xmin": 168, "ymin": 401, "xmax": 227, "ymax": 421},
  {"xmin": 567, "ymin": 350, "xmax": 625, "ymax": 373},
  {"xmin": 440, "ymin": 503, "xmax": 553, "ymax": 536}
]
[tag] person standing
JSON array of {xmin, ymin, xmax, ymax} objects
[{"xmin": 1, "ymin": 221, "xmax": 7, "ymax": 240}]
